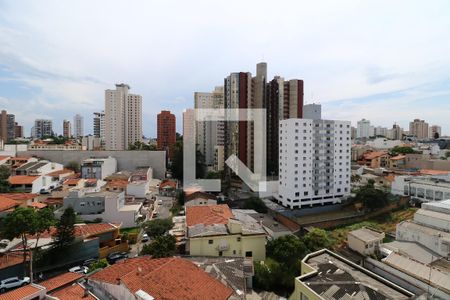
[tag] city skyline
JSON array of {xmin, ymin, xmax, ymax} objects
[{"xmin": 1, "ymin": 1, "xmax": 450, "ymax": 136}]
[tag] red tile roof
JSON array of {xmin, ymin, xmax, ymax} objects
[
  {"xmin": 0, "ymin": 193, "xmax": 38, "ymax": 202},
  {"xmin": 64, "ymin": 178, "xmax": 82, "ymax": 186},
  {"xmin": 363, "ymin": 151, "xmax": 388, "ymax": 160},
  {"xmin": 47, "ymin": 168, "xmax": 74, "ymax": 177},
  {"xmin": 28, "ymin": 202, "xmax": 48, "ymax": 209},
  {"xmin": 90, "ymin": 257, "xmax": 233, "ymax": 300},
  {"xmin": 185, "ymin": 191, "xmax": 216, "ymax": 202},
  {"xmin": 106, "ymin": 179, "xmax": 128, "ymax": 188},
  {"xmin": 74, "ymin": 223, "xmax": 119, "ymax": 237},
  {"xmin": 51, "ymin": 283, "xmax": 97, "ymax": 300},
  {"xmin": 186, "ymin": 204, "xmax": 233, "ymax": 227},
  {"xmin": 0, "ymin": 195, "xmax": 20, "ymax": 212},
  {"xmin": 0, "ymin": 155, "xmax": 10, "ymax": 161},
  {"xmin": 390, "ymin": 155, "xmax": 406, "ymax": 161},
  {"xmin": 420, "ymin": 169, "xmax": 450, "ymax": 175},
  {"xmin": 160, "ymin": 180, "xmax": 177, "ymax": 189},
  {"xmin": 8, "ymin": 175, "xmax": 40, "ymax": 185},
  {"xmin": 40, "ymin": 272, "xmax": 83, "ymax": 292},
  {"xmin": 0, "ymin": 284, "xmax": 44, "ymax": 300}
]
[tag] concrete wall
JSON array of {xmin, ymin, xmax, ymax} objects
[{"xmin": 18, "ymin": 150, "xmax": 166, "ymax": 179}]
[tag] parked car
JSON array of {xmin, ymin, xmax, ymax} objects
[
  {"xmin": 0, "ymin": 277, "xmax": 30, "ymax": 293},
  {"xmin": 68, "ymin": 266, "xmax": 89, "ymax": 274},
  {"xmin": 82, "ymin": 258, "xmax": 98, "ymax": 267},
  {"xmin": 107, "ymin": 252, "xmax": 128, "ymax": 264},
  {"xmin": 39, "ymin": 188, "xmax": 50, "ymax": 195},
  {"xmin": 142, "ymin": 233, "xmax": 149, "ymax": 243}
]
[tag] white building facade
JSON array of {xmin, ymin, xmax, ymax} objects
[
  {"xmin": 276, "ymin": 118, "xmax": 351, "ymax": 209},
  {"xmin": 104, "ymin": 84, "xmax": 142, "ymax": 150},
  {"xmin": 356, "ymin": 119, "xmax": 372, "ymax": 139},
  {"xmin": 73, "ymin": 114, "xmax": 84, "ymax": 138}
]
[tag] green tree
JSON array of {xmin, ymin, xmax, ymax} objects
[
  {"xmin": 445, "ymin": 151, "xmax": 450, "ymax": 158},
  {"xmin": 54, "ymin": 207, "xmax": 76, "ymax": 248},
  {"xmin": 351, "ymin": 174, "xmax": 361, "ymax": 183},
  {"xmin": 140, "ymin": 235, "xmax": 176, "ymax": 258},
  {"xmin": 302, "ymin": 228, "xmax": 332, "ymax": 252},
  {"xmin": 33, "ymin": 208, "xmax": 55, "ymax": 251},
  {"xmin": 390, "ymin": 146, "xmax": 416, "ymax": 155},
  {"xmin": 142, "ymin": 218, "xmax": 173, "ymax": 237},
  {"xmin": 2, "ymin": 207, "xmax": 38, "ymax": 266},
  {"xmin": 0, "ymin": 165, "xmax": 11, "ymax": 192},
  {"xmin": 170, "ymin": 140, "xmax": 183, "ymax": 180},
  {"xmin": 355, "ymin": 183, "xmax": 389, "ymax": 210},
  {"xmin": 243, "ymin": 197, "xmax": 268, "ymax": 213},
  {"xmin": 267, "ymin": 235, "xmax": 307, "ymax": 266},
  {"xmin": 176, "ymin": 191, "xmax": 185, "ymax": 206},
  {"xmin": 88, "ymin": 259, "xmax": 108, "ymax": 272}
]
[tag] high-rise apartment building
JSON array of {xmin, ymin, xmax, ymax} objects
[
  {"xmin": 303, "ymin": 103, "xmax": 322, "ymax": 120},
  {"xmin": 157, "ymin": 110, "xmax": 176, "ymax": 159},
  {"xmin": 409, "ymin": 119, "xmax": 429, "ymax": 139},
  {"xmin": 14, "ymin": 122, "xmax": 23, "ymax": 138},
  {"xmin": 73, "ymin": 114, "xmax": 84, "ymax": 138},
  {"xmin": 374, "ymin": 126, "xmax": 388, "ymax": 137},
  {"xmin": 104, "ymin": 84, "xmax": 142, "ymax": 150},
  {"xmin": 0, "ymin": 110, "xmax": 15, "ymax": 143},
  {"xmin": 388, "ymin": 124, "xmax": 403, "ymax": 140},
  {"xmin": 194, "ymin": 86, "xmax": 225, "ymax": 167},
  {"xmin": 63, "ymin": 119, "xmax": 72, "ymax": 138},
  {"xmin": 93, "ymin": 111, "xmax": 105, "ymax": 140},
  {"xmin": 183, "ymin": 108, "xmax": 195, "ymax": 141},
  {"xmin": 429, "ymin": 125, "xmax": 441, "ymax": 139},
  {"xmin": 276, "ymin": 118, "xmax": 351, "ymax": 209},
  {"xmin": 356, "ymin": 119, "xmax": 371, "ymax": 139},
  {"xmin": 32, "ymin": 119, "xmax": 53, "ymax": 138}
]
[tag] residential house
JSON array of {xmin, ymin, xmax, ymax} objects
[
  {"xmin": 12, "ymin": 160, "xmax": 63, "ymax": 176},
  {"xmin": 126, "ymin": 168, "xmax": 153, "ymax": 199},
  {"xmin": 348, "ymin": 227, "xmax": 385, "ymax": 255},
  {"xmin": 0, "ymin": 195, "xmax": 20, "ymax": 217},
  {"xmin": 8, "ymin": 156, "xmax": 38, "ymax": 170},
  {"xmin": 8, "ymin": 175, "xmax": 51, "ymax": 193},
  {"xmin": 63, "ymin": 178, "xmax": 85, "ymax": 189},
  {"xmin": 159, "ymin": 179, "xmax": 178, "ymax": 196},
  {"xmin": 289, "ymin": 249, "xmax": 414, "ymax": 300},
  {"xmin": 0, "ymin": 193, "xmax": 39, "ymax": 207},
  {"xmin": 47, "ymin": 168, "xmax": 75, "ymax": 182},
  {"xmin": 358, "ymin": 151, "xmax": 390, "ymax": 168},
  {"xmin": 235, "ymin": 209, "xmax": 292, "ymax": 240},
  {"xmin": 389, "ymin": 155, "xmax": 406, "ymax": 169},
  {"xmin": 0, "ymin": 284, "xmax": 46, "ymax": 300},
  {"xmin": 81, "ymin": 157, "xmax": 117, "ymax": 180},
  {"xmin": 186, "ymin": 205, "xmax": 266, "ymax": 261},
  {"xmin": 185, "ymin": 191, "xmax": 217, "ymax": 207},
  {"xmin": 57, "ymin": 190, "xmax": 143, "ymax": 228},
  {"xmin": 87, "ymin": 257, "xmax": 234, "ymax": 300}
]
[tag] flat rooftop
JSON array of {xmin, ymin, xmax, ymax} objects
[
  {"xmin": 300, "ymin": 250, "xmax": 413, "ymax": 300},
  {"xmin": 234, "ymin": 209, "xmax": 291, "ymax": 233}
]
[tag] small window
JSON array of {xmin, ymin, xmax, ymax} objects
[
  {"xmin": 237, "ymin": 237, "xmax": 241, "ymax": 242},
  {"xmin": 208, "ymin": 240, "xmax": 213, "ymax": 244}
]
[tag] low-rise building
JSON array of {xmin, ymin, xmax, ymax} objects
[
  {"xmin": 289, "ymin": 249, "xmax": 414, "ymax": 300},
  {"xmin": 126, "ymin": 168, "xmax": 153, "ymax": 198},
  {"xmin": 57, "ymin": 190, "xmax": 143, "ymax": 228},
  {"xmin": 186, "ymin": 205, "xmax": 266, "ymax": 261},
  {"xmin": 87, "ymin": 257, "xmax": 234, "ymax": 300},
  {"xmin": 235, "ymin": 209, "xmax": 292, "ymax": 240},
  {"xmin": 391, "ymin": 173, "xmax": 450, "ymax": 202},
  {"xmin": 348, "ymin": 227, "xmax": 385, "ymax": 255},
  {"xmin": 396, "ymin": 200, "xmax": 450, "ymax": 258},
  {"xmin": 13, "ymin": 160, "xmax": 63, "ymax": 176},
  {"xmin": 366, "ymin": 138, "xmax": 403, "ymax": 150},
  {"xmin": 358, "ymin": 150, "xmax": 390, "ymax": 168},
  {"xmin": 185, "ymin": 191, "xmax": 217, "ymax": 207},
  {"xmin": 81, "ymin": 157, "xmax": 117, "ymax": 180},
  {"xmin": 8, "ymin": 175, "xmax": 53, "ymax": 193}
]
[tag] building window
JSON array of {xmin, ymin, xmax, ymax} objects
[
  {"xmin": 208, "ymin": 240, "xmax": 213, "ymax": 244},
  {"xmin": 237, "ymin": 237, "xmax": 241, "ymax": 242}
]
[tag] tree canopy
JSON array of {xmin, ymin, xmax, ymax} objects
[
  {"xmin": 54, "ymin": 207, "xmax": 76, "ymax": 249},
  {"xmin": 355, "ymin": 182, "xmax": 389, "ymax": 210},
  {"xmin": 390, "ymin": 146, "xmax": 417, "ymax": 155},
  {"xmin": 140, "ymin": 235, "xmax": 176, "ymax": 258},
  {"xmin": 142, "ymin": 218, "xmax": 173, "ymax": 237},
  {"xmin": 0, "ymin": 165, "xmax": 11, "ymax": 192}
]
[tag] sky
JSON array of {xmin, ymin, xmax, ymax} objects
[{"xmin": 0, "ymin": 0, "xmax": 449, "ymax": 137}]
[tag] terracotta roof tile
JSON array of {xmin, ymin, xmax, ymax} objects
[
  {"xmin": 185, "ymin": 191, "xmax": 216, "ymax": 202},
  {"xmin": 0, "ymin": 193, "xmax": 39, "ymax": 202},
  {"xmin": 40, "ymin": 272, "xmax": 83, "ymax": 292},
  {"xmin": 90, "ymin": 257, "xmax": 233, "ymax": 300},
  {"xmin": 0, "ymin": 195, "xmax": 20, "ymax": 212},
  {"xmin": 160, "ymin": 180, "xmax": 177, "ymax": 189},
  {"xmin": 0, "ymin": 155, "xmax": 11, "ymax": 161},
  {"xmin": 64, "ymin": 178, "xmax": 82, "ymax": 185},
  {"xmin": 390, "ymin": 155, "xmax": 406, "ymax": 161},
  {"xmin": 74, "ymin": 223, "xmax": 119, "ymax": 237},
  {"xmin": 420, "ymin": 169, "xmax": 450, "ymax": 175},
  {"xmin": 8, "ymin": 175, "xmax": 40, "ymax": 185},
  {"xmin": 363, "ymin": 151, "xmax": 388, "ymax": 160},
  {"xmin": 106, "ymin": 179, "xmax": 128, "ymax": 188},
  {"xmin": 51, "ymin": 283, "xmax": 97, "ymax": 300},
  {"xmin": 28, "ymin": 202, "xmax": 47, "ymax": 209},
  {"xmin": 0, "ymin": 284, "xmax": 44, "ymax": 300},
  {"xmin": 47, "ymin": 169, "xmax": 74, "ymax": 177},
  {"xmin": 186, "ymin": 204, "xmax": 233, "ymax": 227}
]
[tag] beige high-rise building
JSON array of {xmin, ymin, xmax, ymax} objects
[
  {"xmin": 104, "ymin": 83, "xmax": 142, "ymax": 150},
  {"xmin": 429, "ymin": 125, "xmax": 442, "ymax": 139},
  {"xmin": 409, "ymin": 119, "xmax": 429, "ymax": 139},
  {"xmin": 63, "ymin": 120, "xmax": 72, "ymax": 138}
]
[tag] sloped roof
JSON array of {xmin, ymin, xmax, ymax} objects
[
  {"xmin": 47, "ymin": 168, "xmax": 74, "ymax": 177},
  {"xmin": 28, "ymin": 202, "xmax": 48, "ymax": 209},
  {"xmin": 89, "ymin": 257, "xmax": 233, "ymax": 300},
  {"xmin": 8, "ymin": 175, "xmax": 40, "ymax": 185},
  {"xmin": 186, "ymin": 204, "xmax": 233, "ymax": 227},
  {"xmin": 51, "ymin": 283, "xmax": 97, "ymax": 300},
  {"xmin": 1, "ymin": 284, "xmax": 44, "ymax": 300},
  {"xmin": 0, "ymin": 195, "xmax": 20, "ymax": 212},
  {"xmin": 40, "ymin": 272, "xmax": 83, "ymax": 292},
  {"xmin": 185, "ymin": 191, "xmax": 216, "ymax": 202},
  {"xmin": 363, "ymin": 151, "xmax": 388, "ymax": 160},
  {"xmin": 0, "ymin": 193, "xmax": 38, "ymax": 202}
]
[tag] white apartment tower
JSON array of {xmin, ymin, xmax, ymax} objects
[
  {"xmin": 356, "ymin": 119, "xmax": 371, "ymax": 139},
  {"xmin": 73, "ymin": 114, "xmax": 84, "ymax": 138},
  {"xmin": 104, "ymin": 84, "xmax": 142, "ymax": 150},
  {"xmin": 194, "ymin": 86, "xmax": 225, "ymax": 167},
  {"xmin": 277, "ymin": 118, "xmax": 351, "ymax": 209}
]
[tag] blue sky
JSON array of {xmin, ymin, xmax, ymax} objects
[{"xmin": 1, "ymin": 0, "xmax": 450, "ymax": 137}]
